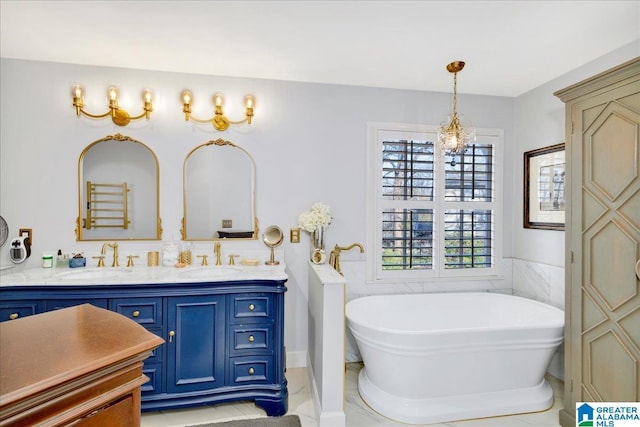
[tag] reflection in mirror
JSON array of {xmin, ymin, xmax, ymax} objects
[
  {"xmin": 182, "ymin": 138, "xmax": 258, "ymax": 240},
  {"xmin": 77, "ymin": 133, "xmax": 162, "ymax": 241},
  {"xmin": 263, "ymin": 225, "xmax": 284, "ymax": 265}
]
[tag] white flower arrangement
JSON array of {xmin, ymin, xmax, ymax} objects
[{"xmin": 298, "ymin": 202, "xmax": 332, "ymax": 233}]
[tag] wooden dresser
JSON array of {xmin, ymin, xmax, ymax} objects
[{"xmin": 0, "ymin": 304, "xmax": 164, "ymax": 426}]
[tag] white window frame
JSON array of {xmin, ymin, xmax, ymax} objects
[{"xmin": 366, "ymin": 122, "xmax": 504, "ymax": 283}]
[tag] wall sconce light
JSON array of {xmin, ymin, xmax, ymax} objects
[
  {"xmin": 181, "ymin": 90, "xmax": 255, "ymax": 131},
  {"xmin": 437, "ymin": 61, "xmax": 475, "ymax": 157},
  {"xmin": 72, "ymin": 85, "xmax": 153, "ymax": 126}
]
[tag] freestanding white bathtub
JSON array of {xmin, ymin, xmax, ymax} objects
[{"xmin": 346, "ymin": 292, "xmax": 564, "ymax": 424}]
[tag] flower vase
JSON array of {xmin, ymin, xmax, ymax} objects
[{"xmin": 311, "ymin": 226, "xmax": 327, "ymax": 264}]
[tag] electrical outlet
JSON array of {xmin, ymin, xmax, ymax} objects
[
  {"xmin": 19, "ymin": 228, "xmax": 32, "ymax": 245},
  {"xmin": 290, "ymin": 227, "xmax": 300, "ymax": 243},
  {"xmin": 222, "ymin": 219, "xmax": 232, "ymax": 228}
]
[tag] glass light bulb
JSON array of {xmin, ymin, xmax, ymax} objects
[
  {"xmin": 72, "ymin": 85, "xmax": 83, "ymax": 98},
  {"xmin": 447, "ymin": 134, "xmax": 459, "ymax": 150},
  {"xmin": 214, "ymin": 93, "xmax": 224, "ymax": 107},
  {"xmin": 142, "ymin": 88, "xmax": 153, "ymax": 103},
  {"xmin": 245, "ymin": 95, "xmax": 255, "ymax": 109},
  {"xmin": 182, "ymin": 90, "xmax": 192, "ymax": 104},
  {"xmin": 107, "ymin": 86, "xmax": 119, "ymax": 101}
]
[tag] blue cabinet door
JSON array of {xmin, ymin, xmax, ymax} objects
[{"xmin": 166, "ymin": 295, "xmax": 226, "ymax": 393}]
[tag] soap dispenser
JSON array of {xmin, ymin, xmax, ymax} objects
[{"xmin": 56, "ymin": 249, "xmax": 68, "ymax": 268}]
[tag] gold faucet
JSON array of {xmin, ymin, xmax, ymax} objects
[
  {"xmin": 329, "ymin": 242, "xmax": 364, "ymax": 276},
  {"xmin": 101, "ymin": 242, "xmax": 119, "ymax": 267},
  {"xmin": 214, "ymin": 242, "xmax": 222, "ymax": 266},
  {"xmin": 126, "ymin": 255, "xmax": 139, "ymax": 267}
]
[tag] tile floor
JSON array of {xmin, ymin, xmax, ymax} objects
[{"xmin": 141, "ymin": 363, "xmax": 564, "ymax": 427}]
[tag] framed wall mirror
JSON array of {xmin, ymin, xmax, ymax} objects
[
  {"xmin": 77, "ymin": 133, "xmax": 162, "ymax": 241},
  {"xmin": 182, "ymin": 138, "xmax": 258, "ymax": 240},
  {"xmin": 524, "ymin": 143, "xmax": 565, "ymax": 230}
]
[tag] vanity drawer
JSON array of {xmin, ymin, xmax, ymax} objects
[
  {"xmin": 0, "ymin": 300, "xmax": 42, "ymax": 322},
  {"xmin": 230, "ymin": 324, "xmax": 273, "ymax": 355},
  {"xmin": 229, "ymin": 356, "xmax": 273, "ymax": 385},
  {"xmin": 231, "ymin": 295, "xmax": 271, "ymax": 320},
  {"xmin": 111, "ymin": 297, "xmax": 163, "ymax": 327},
  {"xmin": 45, "ymin": 299, "xmax": 108, "ymax": 311},
  {"xmin": 141, "ymin": 362, "xmax": 163, "ymax": 395}
]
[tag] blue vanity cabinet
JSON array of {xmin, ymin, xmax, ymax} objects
[{"xmin": 0, "ymin": 278, "xmax": 288, "ymax": 417}]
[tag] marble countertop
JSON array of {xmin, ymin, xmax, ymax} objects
[{"xmin": 0, "ymin": 263, "xmax": 288, "ymax": 287}]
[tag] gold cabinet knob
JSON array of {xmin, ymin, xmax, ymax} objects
[
  {"xmin": 132, "ymin": 310, "xmax": 140, "ymax": 318},
  {"xmin": 248, "ymin": 367, "xmax": 255, "ymax": 375},
  {"xmin": 169, "ymin": 330, "xmax": 175, "ymax": 343},
  {"xmin": 9, "ymin": 313, "xmax": 19, "ymax": 320},
  {"xmin": 248, "ymin": 304, "xmax": 255, "ymax": 311},
  {"xmin": 248, "ymin": 335, "xmax": 255, "ymax": 342}
]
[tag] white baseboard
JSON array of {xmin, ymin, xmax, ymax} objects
[{"xmin": 306, "ymin": 352, "xmax": 322, "ymax": 423}]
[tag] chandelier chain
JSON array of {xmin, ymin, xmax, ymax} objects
[{"xmin": 452, "ymin": 71, "xmax": 458, "ymax": 117}]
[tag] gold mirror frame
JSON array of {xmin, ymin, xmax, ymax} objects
[
  {"xmin": 181, "ymin": 138, "xmax": 258, "ymax": 241},
  {"xmin": 76, "ymin": 133, "xmax": 162, "ymax": 241}
]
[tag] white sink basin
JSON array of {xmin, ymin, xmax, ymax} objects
[
  {"xmin": 177, "ymin": 266, "xmax": 242, "ymax": 279},
  {"xmin": 56, "ymin": 268, "xmax": 134, "ymax": 280}
]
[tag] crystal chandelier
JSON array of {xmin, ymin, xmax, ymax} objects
[{"xmin": 438, "ymin": 61, "xmax": 475, "ymax": 155}]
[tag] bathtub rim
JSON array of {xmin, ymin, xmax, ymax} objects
[{"xmin": 346, "ymin": 292, "xmax": 564, "ymax": 336}]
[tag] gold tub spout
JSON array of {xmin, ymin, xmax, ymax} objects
[{"xmin": 329, "ymin": 242, "xmax": 364, "ymax": 276}]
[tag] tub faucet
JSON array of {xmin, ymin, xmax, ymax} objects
[
  {"xmin": 329, "ymin": 242, "xmax": 364, "ymax": 275},
  {"xmin": 101, "ymin": 242, "xmax": 119, "ymax": 267}
]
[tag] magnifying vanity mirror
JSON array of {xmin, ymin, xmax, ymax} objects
[
  {"xmin": 77, "ymin": 133, "xmax": 162, "ymax": 241},
  {"xmin": 182, "ymin": 138, "xmax": 258, "ymax": 240},
  {"xmin": 263, "ymin": 225, "xmax": 284, "ymax": 265}
]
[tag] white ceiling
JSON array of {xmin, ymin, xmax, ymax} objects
[{"xmin": 1, "ymin": 0, "xmax": 638, "ymax": 97}]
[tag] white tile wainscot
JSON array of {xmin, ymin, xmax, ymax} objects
[{"xmin": 307, "ymin": 262, "xmax": 346, "ymax": 427}]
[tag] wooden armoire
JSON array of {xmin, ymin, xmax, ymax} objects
[{"xmin": 555, "ymin": 57, "xmax": 640, "ymax": 427}]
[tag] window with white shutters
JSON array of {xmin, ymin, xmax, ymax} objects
[{"xmin": 368, "ymin": 123, "xmax": 503, "ymax": 281}]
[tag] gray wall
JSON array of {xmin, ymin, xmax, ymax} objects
[{"xmin": 513, "ymin": 40, "xmax": 639, "ymax": 267}]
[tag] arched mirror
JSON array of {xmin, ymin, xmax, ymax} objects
[
  {"xmin": 182, "ymin": 138, "xmax": 258, "ymax": 240},
  {"xmin": 77, "ymin": 133, "xmax": 162, "ymax": 241}
]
